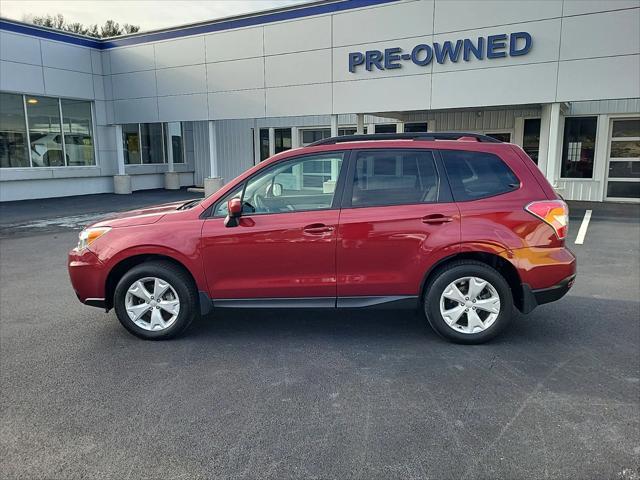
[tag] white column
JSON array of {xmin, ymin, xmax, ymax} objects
[
  {"xmin": 164, "ymin": 123, "xmax": 180, "ymax": 190},
  {"xmin": 513, "ymin": 117, "xmax": 525, "ymax": 147},
  {"xmin": 397, "ymin": 122, "xmax": 405, "ymax": 133},
  {"xmin": 538, "ymin": 104, "xmax": 552, "ymax": 177},
  {"xmin": 165, "ymin": 125, "xmax": 175, "ymax": 173},
  {"xmin": 268, "ymin": 127, "xmax": 276, "ymax": 156},
  {"xmin": 113, "ymin": 124, "xmax": 131, "ymax": 194},
  {"xmin": 593, "ymin": 114, "xmax": 610, "ymax": 201},
  {"xmin": 208, "ymin": 120, "xmax": 218, "ymax": 178},
  {"xmin": 291, "ymin": 126, "xmax": 300, "ymax": 148},
  {"xmin": 367, "ymin": 122, "xmax": 375, "ymax": 134},
  {"xmin": 330, "ymin": 114, "xmax": 338, "ymax": 137},
  {"xmin": 539, "ymin": 103, "xmax": 564, "ymax": 187},
  {"xmin": 115, "ymin": 124, "xmax": 125, "ymax": 175},
  {"xmin": 547, "ymin": 103, "xmax": 563, "ymax": 183},
  {"xmin": 204, "ymin": 120, "xmax": 224, "ymax": 197},
  {"xmin": 356, "ymin": 114, "xmax": 365, "ymax": 134}
]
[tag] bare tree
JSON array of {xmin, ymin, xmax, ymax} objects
[{"xmin": 24, "ymin": 14, "xmax": 140, "ymax": 38}]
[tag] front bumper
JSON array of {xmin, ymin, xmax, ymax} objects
[
  {"xmin": 520, "ymin": 274, "xmax": 576, "ymax": 314},
  {"xmin": 68, "ymin": 248, "xmax": 107, "ymax": 308}
]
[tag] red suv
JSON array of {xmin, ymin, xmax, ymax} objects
[{"xmin": 68, "ymin": 133, "xmax": 576, "ymax": 343}]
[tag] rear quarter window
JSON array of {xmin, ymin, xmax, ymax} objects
[{"xmin": 441, "ymin": 150, "xmax": 520, "ymax": 201}]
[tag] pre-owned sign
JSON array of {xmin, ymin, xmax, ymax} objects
[{"xmin": 348, "ymin": 32, "xmax": 532, "ymax": 73}]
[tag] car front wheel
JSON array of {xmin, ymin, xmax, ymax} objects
[
  {"xmin": 423, "ymin": 260, "xmax": 514, "ymax": 344},
  {"xmin": 113, "ymin": 261, "xmax": 198, "ymax": 340}
]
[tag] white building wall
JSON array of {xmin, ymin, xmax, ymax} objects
[
  {"xmin": 92, "ymin": 0, "xmax": 640, "ymax": 124},
  {"xmin": 1, "ymin": 0, "xmax": 640, "ymax": 201}
]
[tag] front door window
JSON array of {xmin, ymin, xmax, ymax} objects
[{"xmin": 241, "ymin": 153, "xmax": 344, "ymax": 214}]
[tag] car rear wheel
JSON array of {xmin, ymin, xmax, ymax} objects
[
  {"xmin": 113, "ymin": 261, "xmax": 198, "ymax": 340},
  {"xmin": 423, "ymin": 260, "xmax": 513, "ymax": 344}
]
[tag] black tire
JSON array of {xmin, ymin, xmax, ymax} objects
[
  {"xmin": 423, "ymin": 260, "xmax": 514, "ymax": 344},
  {"xmin": 113, "ymin": 260, "xmax": 198, "ymax": 340}
]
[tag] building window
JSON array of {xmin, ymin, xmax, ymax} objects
[
  {"xmin": 26, "ymin": 96, "xmax": 65, "ymax": 167},
  {"xmin": 259, "ymin": 128, "xmax": 269, "ymax": 161},
  {"xmin": 606, "ymin": 118, "xmax": 640, "ymax": 200},
  {"xmin": 486, "ymin": 132, "xmax": 511, "ymax": 142},
  {"xmin": 123, "ymin": 124, "xmax": 141, "ymax": 164},
  {"xmin": 0, "ymin": 92, "xmax": 30, "ymax": 168},
  {"xmin": 0, "ymin": 93, "xmax": 96, "ymax": 169},
  {"xmin": 274, "ymin": 128, "xmax": 292, "ymax": 154},
  {"xmin": 61, "ymin": 99, "xmax": 95, "ymax": 166},
  {"xmin": 404, "ymin": 122, "xmax": 428, "ymax": 133},
  {"xmin": 164, "ymin": 122, "xmax": 185, "ymax": 164},
  {"xmin": 122, "ymin": 122, "xmax": 186, "ymax": 165},
  {"xmin": 374, "ymin": 124, "xmax": 398, "ymax": 134},
  {"xmin": 561, "ymin": 117, "xmax": 597, "ymax": 178},
  {"xmin": 523, "ymin": 118, "xmax": 541, "ymax": 164},
  {"xmin": 140, "ymin": 123, "xmax": 164, "ymax": 164},
  {"xmin": 301, "ymin": 128, "xmax": 330, "ymax": 146},
  {"xmin": 339, "ymin": 127, "xmax": 357, "ymax": 136}
]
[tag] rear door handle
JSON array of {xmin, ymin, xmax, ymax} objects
[
  {"xmin": 421, "ymin": 214, "xmax": 453, "ymax": 225},
  {"xmin": 303, "ymin": 223, "xmax": 334, "ymax": 234}
]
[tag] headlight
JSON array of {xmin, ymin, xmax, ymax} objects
[{"xmin": 77, "ymin": 227, "xmax": 111, "ymax": 251}]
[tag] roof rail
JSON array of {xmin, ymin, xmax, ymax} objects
[{"xmin": 308, "ymin": 132, "xmax": 501, "ymax": 146}]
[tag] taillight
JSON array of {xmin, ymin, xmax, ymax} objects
[{"xmin": 525, "ymin": 200, "xmax": 569, "ymax": 240}]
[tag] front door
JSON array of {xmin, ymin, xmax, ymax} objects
[
  {"xmin": 336, "ymin": 149, "xmax": 461, "ymax": 301},
  {"xmin": 200, "ymin": 152, "xmax": 346, "ymax": 302},
  {"xmin": 605, "ymin": 118, "xmax": 640, "ymax": 202}
]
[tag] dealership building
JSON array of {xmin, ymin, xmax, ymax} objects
[{"xmin": 0, "ymin": 0, "xmax": 639, "ymax": 202}]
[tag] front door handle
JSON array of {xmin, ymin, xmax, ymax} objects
[
  {"xmin": 421, "ymin": 214, "xmax": 453, "ymax": 225},
  {"xmin": 303, "ymin": 223, "xmax": 334, "ymax": 234}
]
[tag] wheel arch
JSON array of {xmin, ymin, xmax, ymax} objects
[
  {"xmin": 104, "ymin": 253, "xmax": 199, "ymax": 311},
  {"xmin": 419, "ymin": 250, "xmax": 525, "ymax": 312}
]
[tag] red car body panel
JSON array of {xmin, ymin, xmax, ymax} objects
[
  {"xmin": 68, "ymin": 138, "xmax": 576, "ymax": 312},
  {"xmin": 200, "ymin": 210, "xmax": 339, "ymax": 298},
  {"xmin": 336, "ymin": 202, "xmax": 461, "ymax": 296}
]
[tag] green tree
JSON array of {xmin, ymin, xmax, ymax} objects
[{"xmin": 24, "ymin": 14, "xmax": 140, "ymax": 38}]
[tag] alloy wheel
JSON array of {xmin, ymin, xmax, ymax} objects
[
  {"xmin": 439, "ymin": 276, "xmax": 501, "ymax": 334},
  {"xmin": 124, "ymin": 277, "xmax": 180, "ymax": 331}
]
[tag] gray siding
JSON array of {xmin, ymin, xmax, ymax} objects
[{"xmin": 567, "ymin": 98, "xmax": 640, "ymax": 115}]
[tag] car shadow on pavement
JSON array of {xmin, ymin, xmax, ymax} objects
[{"xmin": 182, "ymin": 305, "xmax": 566, "ymax": 346}]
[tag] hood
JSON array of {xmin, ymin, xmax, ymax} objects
[{"xmin": 88, "ymin": 201, "xmax": 190, "ymax": 228}]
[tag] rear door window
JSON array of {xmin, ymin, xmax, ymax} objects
[
  {"xmin": 441, "ymin": 150, "xmax": 520, "ymax": 201},
  {"xmin": 348, "ymin": 149, "xmax": 440, "ymax": 207}
]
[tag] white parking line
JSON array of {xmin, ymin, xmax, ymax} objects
[{"xmin": 575, "ymin": 209, "xmax": 592, "ymax": 245}]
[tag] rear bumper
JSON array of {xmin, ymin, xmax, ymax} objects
[{"xmin": 520, "ymin": 274, "xmax": 576, "ymax": 314}]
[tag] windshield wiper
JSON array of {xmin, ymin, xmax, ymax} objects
[{"xmin": 177, "ymin": 199, "xmax": 201, "ymax": 210}]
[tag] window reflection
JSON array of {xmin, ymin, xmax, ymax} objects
[
  {"xmin": 122, "ymin": 124, "xmax": 141, "ymax": 164},
  {"xmin": 26, "ymin": 96, "xmax": 65, "ymax": 167},
  {"xmin": 0, "ymin": 93, "xmax": 30, "ymax": 168},
  {"xmin": 523, "ymin": 118, "xmax": 541, "ymax": 164},
  {"xmin": 561, "ymin": 117, "xmax": 597, "ymax": 179},
  {"xmin": 164, "ymin": 122, "xmax": 184, "ymax": 163},
  {"xmin": 140, "ymin": 123, "xmax": 164, "ymax": 164},
  {"xmin": 61, "ymin": 99, "xmax": 95, "ymax": 166}
]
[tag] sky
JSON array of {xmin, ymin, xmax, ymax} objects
[{"xmin": 0, "ymin": 0, "xmax": 309, "ymax": 32}]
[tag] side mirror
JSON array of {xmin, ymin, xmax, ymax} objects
[{"xmin": 224, "ymin": 198, "xmax": 242, "ymax": 227}]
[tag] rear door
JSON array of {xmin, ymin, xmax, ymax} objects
[{"xmin": 336, "ymin": 148, "xmax": 461, "ymax": 302}]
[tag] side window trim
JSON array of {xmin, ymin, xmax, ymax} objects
[
  {"xmin": 209, "ymin": 150, "xmax": 349, "ymax": 218},
  {"xmin": 340, "ymin": 148, "xmax": 444, "ymax": 209}
]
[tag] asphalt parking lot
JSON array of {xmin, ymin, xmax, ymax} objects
[{"xmin": 1, "ymin": 191, "xmax": 639, "ymax": 480}]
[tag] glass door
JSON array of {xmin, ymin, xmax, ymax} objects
[{"xmin": 606, "ymin": 118, "xmax": 640, "ymax": 202}]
